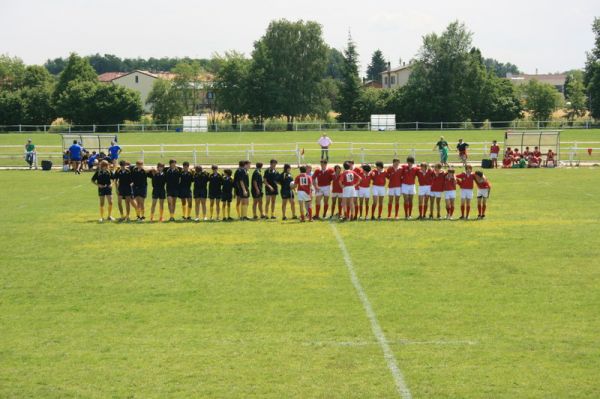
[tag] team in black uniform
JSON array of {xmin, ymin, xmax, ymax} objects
[
  {"xmin": 208, "ymin": 165, "xmax": 223, "ymax": 220},
  {"xmin": 280, "ymin": 163, "xmax": 297, "ymax": 220},
  {"xmin": 233, "ymin": 160, "xmax": 251, "ymax": 220},
  {"xmin": 251, "ymin": 162, "xmax": 267, "ymax": 219},
  {"xmin": 263, "ymin": 159, "xmax": 280, "ymax": 219},
  {"xmin": 165, "ymin": 160, "xmax": 181, "ymax": 221},
  {"xmin": 131, "ymin": 161, "xmax": 149, "ymax": 220},
  {"xmin": 179, "ymin": 162, "xmax": 194, "ymax": 220},
  {"xmin": 149, "ymin": 163, "xmax": 166, "ymax": 221},
  {"xmin": 91, "ymin": 160, "xmax": 115, "ymax": 222},
  {"xmin": 221, "ymin": 169, "xmax": 234, "ymax": 221},
  {"xmin": 193, "ymin": 165, "xmax": 209, "ymax": 221},
  {"xmin": 113, "ymin": 160, "xmax": 136, "ymax": 221}
]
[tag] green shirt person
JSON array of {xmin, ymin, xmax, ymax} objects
[
  {"xmin": 433, "ymin": 136, "xmax": 449, "ymax": 165},
  {"xmin": 25, "ymin": 139, "xmax": 36, "ymax": 169}
]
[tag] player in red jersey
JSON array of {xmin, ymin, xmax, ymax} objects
[
  {"xmin": 474, "ymin": 170, "xmax": 491, "ymax": 219},
  {"xmin": 369, "ymin": 161, "xmax": 387, "ymax": 220},
  {"xmin": 386, "ymin": 158, "xmax": 403, "ymax": 219},
  {"xmin": 490, "ymin": 140, "xmax": 500, "ymax": 168},
  {"xmin": 416, "ymin": 162, "xmax": 434, "ymax": 220},
  {"xmin": 330, "ymin": 165, "xmax": 343, "ymax": 218},
  {"xmin": 351, "ymin": 161, "xmax": 364, "ymax": 220},
  {"xmin": 502, "ymin": 147, "xmax": 513, "ymax": 168},
  {"xmin": 456, "ymin": 165, "xmax": 475, "ymax": 219},
  {"xmin": 401, "ymin": 156, "xmax": 419, "ymax": 219},
  {"xmin": 313, "ymin": 160, "xmax": 334, "ymax": 219},
  {"xmin": 545, "ymin": 149, "xmax": 556, "ymax": 167},
  {"xmin": 430, "ymin": 163, "xmax": 446, "ymax": 219},
  {"xmin": 523, "ymin": 146, "xmax": 531, "ymax": 159},
  {"xmin": 293, "ymin": 165, "xmax": 313, "ymax": 222},
  {"xmin": 339, "ymin": 162, "xmax": 362, "ymax": 221},
  {"xmin": 357, "ymin": 164, "xmax": 372, "ymax": 220},
  {"xmin": 443, "ymin": 168, "xmax": 457, "ymax": 219}
]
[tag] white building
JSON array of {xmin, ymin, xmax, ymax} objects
[{"xmin": 381, "ymin": 63, "xmax": 413, "ymax": 89}]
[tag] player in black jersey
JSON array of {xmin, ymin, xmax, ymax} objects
[
  {"xmin": 114, "ymin": 160, "xmax": 136, "ymax": 221},
  {"xmin": 221, "ymin": 169, "xmax": 234, "ymax": 221},
  {"xmin": 234, "ymin": 160, "xmax": 251, "ymax": 220},
  {"xmin": 193, "ymin": 165, "xmax": 209, "ymax": 221},
  {"xmin": 208, "ymin": 165, "xmax": 223, "ymax": 220},
  {"xmin": 131, "ymin": 160, "xmax": 149, "ymax": 221},
  {"xmin": 251, "ymin": 162, "xmax": 266, "ymax": 219},
  {"xmin": 263, "ymin": 159, "xmax": 279, "ymax": 219},
  {"xmin": 165, "ymin": 159, "xmax": 181, "ymax": 221},
  {"xmin": 91, "ymin": 160, "xmax": 115, "ymax": 222},
  {"xmin": 149, "ymin": 162, "xmax": 167, "ymax": 222},
  {"xmin": 179, "ymin": 161, "xmax": 193, "ymax": 220}
]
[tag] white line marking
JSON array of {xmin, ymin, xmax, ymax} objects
[
  {"xmin": 330, "ymin": 223, "xmax": 412, "ymax": 399},
  {"xmin": 305, "ymin": 339, "xmax": 478, "ymax": 347}
]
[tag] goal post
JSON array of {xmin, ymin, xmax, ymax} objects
[
  {"xmin": 60, "ymin": 133, "xmax": 118, "ymax": 154},
  {"xmin": 504, "ymin": 130, "xmax": 561, "ymax": 160}
]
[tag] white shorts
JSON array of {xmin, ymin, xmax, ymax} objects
[
  {"xmin": 401, "ymin": 184, "xmax": 416, "ymax": 195},
  {"xmin": 388, "ymin": 187, "xmax": 402, "ymax": 197},
  {"xmin": 358, "ymin": 187, "xmax": 371, "ymax": 199},
  {"xmin": 431, "ymin": 191, "xmax": 442, "ymax": 198},
  {"xmin": 490, "ymin": 153, "xmax": 498, "ymax": 159},
  {"xmin": 297, "ymin": 190, "xmax": 311, "ymax": 202},
  {"xmin": 460, "ymin": 189, "xmax": 473, "ymax": 200},
  {"xmin": 444, "ymin": 190, "xmax": 456, "ymax": 200},
  {"xmin": 331, "ymin": 192, "xmax": 342, "ymax": 198},
  {"xmin": 343, "ymin": 186, "xmax": 356, "ymax": 198},
  {"xmin": 419, "ymin": 185, "xmax": 431, "ymax": 196},
  {"xmin": 316, "ymin": 185, "xmax": 331, "ymax": 197},
  {"xmin": 372, "ymin": 185, "xmax": 386, "ymax": 197},
  {"xmin": 477, "ymin": 189, "xmax": 490, "ymax": 199}
]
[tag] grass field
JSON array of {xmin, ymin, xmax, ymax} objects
[
  {"xmin": 2, "ymin": 129, "xmax": 600, "ymax": 166},
  {"xmin": 1, "ymin": 166, "xmax": 600, "ymax": 398}
]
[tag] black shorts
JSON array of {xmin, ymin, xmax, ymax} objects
[
  {"xmin": 152, "ymin": 190, "xmax": 166, "ymax": 200},
  {"xmin": 265, "ymin": 187, "xmax": 278, "ymax": 196},
  {"xmin": 209, "ymin": 191, "xmax": 222, "ymax": 200},
  {"xmin": 236, "ymin": 188, "xmax": 249, "ymax": 199},
  {"xmin": 118, "ymin": 187, "xmax": 133, "ymax": 198},
  {"xmin": 133, "ymin": 186, "xmax": 147, "ymax": 198},
  {"xmin": 98, "ymin": 187, "xmax": 112, "ymax": 196},
  {"xmin": 194, "ymin": 190, "xmax": 208, "ymax": 199},
  {"xmin": 251, "ymin": 190, "xmax": 263, "ymax": 199},
  {"xmin": 281, "ymin": 191, "xmax": 294, "ymax": 200},
  {"xmin": 221, "ymin": 193, "xmax": 233, "ymax": 203},
  {"xmin": 166, "ymin": 187, "xmax": 179, "ymax": 198},
  {"xmin": 179, "ymin": 189, "xmax": 192, "ymax": 199}
]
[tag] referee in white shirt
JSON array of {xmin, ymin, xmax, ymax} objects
[{"xmin": 318, "ymin": 133, "xmax": 333, "ymax": 161}]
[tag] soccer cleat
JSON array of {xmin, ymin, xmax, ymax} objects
[
  {"xmin": 98, "ymin": 218, "xmax": 104, "ymax": 223},
  {"xmin": 282, "ymin": 216, "xmax": 288, "ymax": 221},
  {"xmin": 270, "ymin": 216, "xmax": 276, "ymax": 220},
  {"xmin": 108, "ymin": 216, "xmax": 115, "ymax": 222},
  {"xmin": 204, "ymin": 217, "xmax": 208, "ymax": 221},
  {"xmin": 292, "ymin": 216, "xmax": 298, "ymax": 220},
  {"xmin": 459, "ymin": 216, "xmax": 464, "ymax": 220},
  {"xmin": 169, "ymin": 217, "xmax": 175, "ymax": 222},
  {"xmin": 194, "ymin": 218, "xmax": 200, "ymax": 222}
]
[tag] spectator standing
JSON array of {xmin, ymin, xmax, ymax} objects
[
  {"xmin": 24, "ymin": 139, "xmax": 36, "ymax": 169},
  {"xmin": 318, "ymin": 133, "xmax": 333, "ymax": 161}
]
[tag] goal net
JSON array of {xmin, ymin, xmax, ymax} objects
[
  {"xmin": 504, "ymin": 130, "xmax": 561, "ymax": 159},
  {"xmin": 60, "ymin": 133, "xmax": 118, "ymax": 154}
]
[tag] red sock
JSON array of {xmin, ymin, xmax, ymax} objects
[
  {"xmin": 409, "ymin": 202, "xmax": 413, "ymax": 217},
  {"xmin": 338, "ymin": 203, "xmax": 342, "ymax": 216},
  {"xmin": 395, "ymin": 202, "xmax": 399, "ymax": 217},
  {"xmin": 403, "ymin": 203, "xmax": 408, "ymax": 217},
  {"xmin": 315, "ymin": 204, "xmax": 320, "ymax": 218},
  {"xmin": 450, "ymin": 205, "xmax": 455, "ymax": 216},
  {"xmin": 466, "ymin": 205, "xmax": 470, "ymax": 218},
  {"xmin": 354, "ymin": 204, "xmax": 359, "ymax": 217},
  {"xmin": 388, "ymin": 202, "xmax": 392, "ymax": 217},
  {"xmin": 378, "ymin": 205, "xmax": 383, "ymax": 218},
  {"xmin": 323, "ymin": 203, "xmax": 328, "ymax": 217},
  {"xmin": 477, "ymin": 204, "xmax": 482, "ymax": 216},
  {"xmin": 424, "ymin": 201, "xmax": 428, "ymax": 216},
  {"xmin": 461, "ymin": 204, "xmax": 465, "ymax": 217},
  {"xmin": 308, "ymin": 207, "xmax": 312, "ymax": 220},
  {"xmin": 358, "ymin": 204, "xmax": 362, "ymax": 218},
  {"xmin": 371, "ymin": 203, "xmax": 376, "ymax": 218},
  {"xmin": 482, "ymin": 204, "xmax": 486, "ymax": 216}
]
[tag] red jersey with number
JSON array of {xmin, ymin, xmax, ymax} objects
[
  {"xmin": 369, "ymin": 169, "xmax": 387, "ymax": 186},
  {"xmin": 313, "ymin": 167, "xmax": 334, "ymax": 187},
  {"xmin": 475, "ymin": 177, "xmax": 491, "ymax": 189},
  {"xmin": 294, "ymin": 173, "xmax": 312, "ymax": 195},
  {"xmin": 456, "ymin": 172, "xmax": 475, "ymax": 189},
  {"xmin": 431, "ymin": 171, "xmax": 446, "ymax": 192},
  {"xmin": 332, "ymin": 174, "xmax": 343, "ymax": 193},
  {"xmin": 386, "ymin": 166, "xmax": 403, "ymax": 188},
  {"xmin": 444, "ymin": 175, "xmax": 457, "ymax": 191},
  {"xmin": 401, "ymin": 165, "xmax": 418, "ymax": 185},
  {"xmin": 353, "ymin": 167, "xmax": 364, "ymax": 188},
  {"xmin": 339, "ymin": 170, "xmax": 361, "ymax": 187},
  {"xmin": 491, "ymin": 145, "xmax": 500, "ymax": 154},
  {"xmin": 416, "ymin": 169, "xmax": 434, "ymax": 186}
]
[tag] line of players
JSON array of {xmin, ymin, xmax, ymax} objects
[{"xmin": 91, "ymin": 157, "xmax": 492, "ymax": 223}]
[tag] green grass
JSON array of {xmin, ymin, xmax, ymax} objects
[
  {"xmin": 1, "ymin": 167, "xmax": 599, "ymax": 397},
  {"xmin": 2, "ymin": 129, "xmax": 600, "ymax": 166}
]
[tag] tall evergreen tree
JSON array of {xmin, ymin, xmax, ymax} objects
[
  {"xmin": 337, "ymin": 33, "xmax": 362, "ymax": 123},
  {"xmin": 366, "ymin": 50, "xmax": 387, "ymax": 82},
  {"xmin": 584, "ymin": 17, "xmax": 600, "ymax": 119}
]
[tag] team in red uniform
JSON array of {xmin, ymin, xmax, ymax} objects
[
  {"xmin": 386, "ymin": 159, "xmax": 403, "ymax": 219},
  {"xmin": 416, "ymin": 162, "xmax": 434, "ymax": 219},
  {"xmin": 369, "ymin": 161, "xmax": 387, "ymax": 219},
  {"xmin": 401, "ymin": 157, "xmax": 419, "ymax": 219},
  {"xmin": 313, "ymin": 160, "xmax": 334, "ymax": 219},
  {"xmin": 293, "ymin": 165, "xmax": 313, "ymax": 222},
  {"xmin": 474, "ymin": 171, "xmax": 491, "ymax": 219},
  {"xmin": 456, "ymin": 165, "xmax": 475, "ymax": 219},
  {"xmin": 339, "ymin": 162, "xmax": 362, "ymax": 221},
  {"xmin": 490, "ymin": 140, "xmax": 500, "ymax": 168}
]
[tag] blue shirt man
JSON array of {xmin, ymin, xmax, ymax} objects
[
  {"xmin": 108, "ymin": 142, "xmax": 121, "ymax": 161},
  {"xmin": 69, "ymin": 141, "xmax": 82, "ymax": 161}
]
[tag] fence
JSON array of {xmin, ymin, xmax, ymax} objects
[
  {"xmin": 1, "ymin": 119, "xmax": 599, "ymax": 134},
  {"xmin": 3, "ymin": 140, "xmax": 599, "ymax": 168}
]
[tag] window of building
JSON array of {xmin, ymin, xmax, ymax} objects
[
  {"xmin": 384, "ymin": 76, "xmax": 389, "ymax": 85},
  {"xmin": 135, "ymin": 75, "xmax": 139, "ymax": 84},
  {"xmin": 391, "ymin": 76, "xmax": 396, "ymax": 85}
]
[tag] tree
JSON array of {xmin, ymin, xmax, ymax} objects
[
  {"xmin": 324, "ymin": 48, "xmax": 345, "ymax": 81},
  {"xmin": 172, "ymin": 60, "xmax": 205, "ymax": 115},
  {"xmin": 584, "ymin": 17, "xmax": 600, "ymax": 119},
  {"xmin": 43, "ymin": 57, "xmax": 68, "ymax": 75},
  {"xmin": 520, "ymin": 79, "xmax": 561, "ymax": 122},
  {"xmin": 53, "ymin": 53, "xmax": 97, "ymax": 104},
  {"xmin": 146, "ymin": 79, "xmax": 185, "ymax": 124},
  {"xmin": 483, "ymin": 58, "xmax": 520, "ymax": 78},
  {"xmin": 0, "ymin": 91, "xmax": 24, "ymax": 125},
  {"xmin": 337, "ymin": 33, "xmax": 362, "ymax": 123},
  {"xmin": 214, "ymin": 53, "xmax": 250, "ymax": 127},
  {"xmin": 0, "ymin": 55, "xmax": 26, "ymax": 90},
  {"xmin": 366, "ymin": 50, "xmax": 387, "ymax": 82},
  {"xmin": 87, "ymin": 53, "xmax": 125, "ymax": 74},
  {"xmin": 564, "ymin": 71, "xmax": 587, "ymax": 122}
]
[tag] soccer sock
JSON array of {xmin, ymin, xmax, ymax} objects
[
  {"xmin": 338, "ymin": 203, "xmax": 342, "ymax": 216},
  {"xmin": 395, "ymin": 202, "xmax": 400, "ymax": 217},
  {"xmin": 404, "ymin": 203, "xmax": 408, "ymax": 217},
  {"xmin": 236, "ymin": 203, "xmax": 240, "ymax": 218},
  {"xmin": 409, "ymin": 202, "xmax": 413, "ymax": 217},
  {"xmin": 315, "ymin": 204, "xmax": 320, "ymax": 218},
  {"xmin": 418, "ymin": 204, "xmax": 423, "ymax": 217},
  {"xmin": 371, "ymin": 203, "xmax": 376, "ymax": 218},
  {"xmin": 354, "ymin": 204, "xmax": 359, "ymax": 218},
  {"xmin": 99, "ymin": 205, "xmax": 104, "ymax": 219},
  {"xmin": 461, "ymin": 204, "xmax": 465, "ymax": 217},
  {"xmin": 450, "ymin": 205, "xmax": 455, "ymax": 216},
  {"xmin": 424, "ymin": 201, "xmax": 428, "ymax": 216},
  {"xmin": 466, "ymin": 205, "xmax": 471, "ymax": 217},
  {"xmin": 242, "ymin": 204, "xmax": 248, "ymax": 218},
  {"xmin": 323, "ymin": 203, "xmax": 329, "ymax": 217},
  {"xmin": 482, "ymin": 204, "xmax": 486, "ymax": 216},
  {"xmin": 388, "ymin": 202, "xmax": 392, "ymax": 217},
  {"xmin": 477, "ymin": 204, "xmax": 482, "ymax": 216},
  {"xmin": 159, "ymin": 208, "xmax": 164, "ymax": 220},
  {"xmin": 308, "ymin": 207, "xmax": 312, "ymax": 220}
]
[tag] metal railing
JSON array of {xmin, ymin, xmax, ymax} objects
[{"xmin": 1, "ymin": 119, "xmax": 599, "ymax": 134}]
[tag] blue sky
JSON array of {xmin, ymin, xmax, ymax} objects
[{"xmin": 1, "ymin": 0, "xmax": 598, "ymax": 74}]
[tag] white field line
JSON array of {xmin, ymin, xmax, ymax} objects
[
  {"xmin": 330, "ymin": 223, "xmax": 412, "ymax": 399},
  {"xmin": 304, "ymin": 339, "xmax": 478, "ymax": 347}
]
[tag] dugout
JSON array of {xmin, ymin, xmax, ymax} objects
[
  {"xmin": 60, "ymin": 133, "xmax": 118, "ymax": 154},
  {"xmin": 504, "ymin": 130, "xmax": 561, "ymax": 160}
]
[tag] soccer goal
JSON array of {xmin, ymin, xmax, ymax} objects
[
  {"xmin": 504, "ymin": 130, "xmax": 561, "ymax": 160},
  {"xmin": 60, "ymin": 133, "xmax": 118, "ymax": 154},
  {"xmin": 183, "ymin": 115, "xmax": 208, "ymax": 132},
  {"xmin": 370, "ymin": 115, "xmax": 396, "ymax": 131}
]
